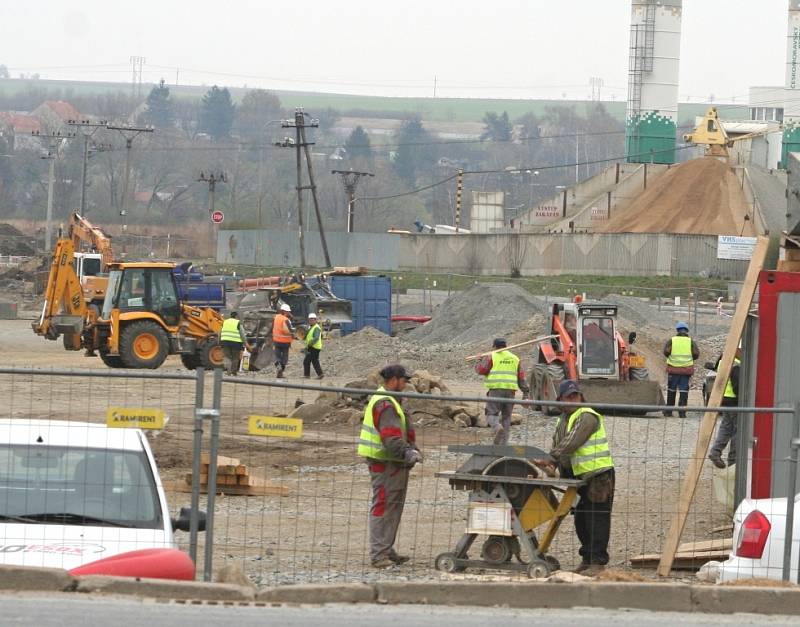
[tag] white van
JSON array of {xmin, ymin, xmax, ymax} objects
[{"xmin": 0, "ymin": 419, "xmax": 203, "ymax": 579}]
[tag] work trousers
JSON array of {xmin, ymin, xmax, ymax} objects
[
  {"xmin": 574, "ymin": 468, "xmax": 615, "ymax": 566},
  {"xmin": 221, "ymin": 341, "xmax": 242, "ymax": 375},
  {"xmin": 303, "ymin": 347, "xmax": 323, "ymax": 377},
  {"xmin": 485, "ymin": 388, "xmax": 515, "ymax": 445},
  {"xmin": 665, "ymin": 373, "xmax": 690, "ymax": 417},
  {"xmin": 273, "ymin": 342, "xmax": 290, "ymax": 369},
  {"xmin": 710, "ymin": 409, "xmax": 737, "ymax": 466},
  {"xmin": 368, "ymin": 460, "xmax": 410, "ymax": 562}
]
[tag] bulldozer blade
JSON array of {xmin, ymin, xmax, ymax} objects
[{"xmin": 577, "ymin": 380, "xmax": 664, "ymax": 415}]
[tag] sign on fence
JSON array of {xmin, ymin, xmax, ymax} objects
[
  {"xmin": 248, "ymin": 415, "xmax": 303, "ymax": 439},
  {"xmin": 717, "ymin": 235, "xmax": 758, "ymax": 260},
  {"xmin": 106, "ymin": 407, "xmax": 166, "ymax": 429}
]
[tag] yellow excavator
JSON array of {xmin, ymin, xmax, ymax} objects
[{"xmin": 33, "ymin": 237, "xmax": 224, "ymax": 370}]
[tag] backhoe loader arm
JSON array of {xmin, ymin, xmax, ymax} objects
[
  {"xmin": 32, "ymin": 238, "xmax": 87, "ymax": 339},
  {"xmin": 69, "ymin": 212, "xmax": 114, "ymax": 269}
]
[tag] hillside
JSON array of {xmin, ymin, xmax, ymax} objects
[{"xmin": 0, "ymin": 77, "xmax": 748, "ymax": 124}]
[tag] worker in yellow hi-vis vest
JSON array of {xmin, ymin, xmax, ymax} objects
[
  {"xmin": 475, "ymin": 338, "xmax": 530, "ymax": 445},
  {"xmin": 535, "ymin": 379, "xmax": 615, "ymax": 577},
  {"xmin": 663, "ymin": 321, "xmax": 700, "ymax": 417}
]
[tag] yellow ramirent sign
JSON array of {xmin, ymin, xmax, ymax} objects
[
  {"xmin": 248, "ymin": 415, "xmax": 303, "ymax": 439},
  {"xmin": 106, "ymin": 407, "xmax": 166, "ymax": 430}
]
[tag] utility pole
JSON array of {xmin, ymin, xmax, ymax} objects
[
  {"xmin": 332, "ymin": 169, "xmax": 374, "ymax": 233},
  {"xmin": 197, "ymin": 172, "xmax": 227, "ymax": 256},
  {"xmin": 67, "ymin": 119, "xmax": 108, "ymax": 215},
  {"xmin": 31, "ymin": 130, "xmax": 75, "ymax": 250},
  {"xmin": 107, "ymin": 123, "xmax": 154, "ymax": 231},
  {"xmin": 277, "ymin": 108, "xmax": 332, "ymax": 268}
]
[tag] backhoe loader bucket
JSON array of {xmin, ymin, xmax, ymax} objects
[{"xmin": 578, "ymin": 380, "xmax": 664, "ymax": 416}]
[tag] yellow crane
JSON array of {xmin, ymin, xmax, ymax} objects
[{"xmin": 683, "ymin": 107, "xmax": 771, "ymax": 158}]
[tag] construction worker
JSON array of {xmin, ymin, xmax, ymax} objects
[
  {"xmin": 357, "ymin": 364, "xmax": 422, "ymax": 569},
  {"xmin": 535, "ymin": 379, "xmax": 615, "ymax": 575},
  {"xmin": 663, "ymin": 321, "xmax": 700, "ymax": 417},
  {"xmin": 272, "ymin": 303, "xmax": 294, "ymax": 378},
  {"xmin": 302, "ymin": 312, "xmax": 324, "ymax": 380},
  {"xmin": 475, "ymin": 338, "xmax": 530, "ymax": 445},
  {"xmin": 219, "ymin": 311, "xmax": 252, "ymax": 376},
  {"xmin": 708, "ymin": 346, "xmax": 742, "ymax": 468}
]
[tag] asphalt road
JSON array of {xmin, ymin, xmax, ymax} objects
[{"xmin": 2, "ymin": 594, "xmax": 799, "ymax": 627}]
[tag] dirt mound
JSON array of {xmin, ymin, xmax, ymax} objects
[
  {"xmin": 0, "ymin": 223, "xmax": 23, "ymax": 237},
  {"xmin": 408, "ymin": 283, "xmax": 546, "ymax": 346},
  {"xmin": 598, "ymin": 157, "xmax": 756, "ymax": 236},
  {"xmin": 0, "ymin": 223, "xmax": 35, "ymax": 255}
]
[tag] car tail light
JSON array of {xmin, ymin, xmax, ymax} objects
[{"xmin": 735, "ymin": 510, "xmax": 771, "ymax": 559}]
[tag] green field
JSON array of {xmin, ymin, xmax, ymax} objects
[{"xmin": 0, "ymin": 77, "xmax": 748, "ymax": 124}]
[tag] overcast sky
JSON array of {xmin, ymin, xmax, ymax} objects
[{"xmin": 0, "ymin": 1, "xmax": 788, "ymax": 103}]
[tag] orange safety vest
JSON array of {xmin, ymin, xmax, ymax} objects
[{"xmin": 272, "ymin": 313, "xmax": 293, "ymax": 344}]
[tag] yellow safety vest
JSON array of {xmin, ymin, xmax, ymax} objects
[
  {"xmin": 305, "ymin": 323, "xmax": 323, "ymax": 350},
  {"xmin": 724, "ymin": 357, "xmax": 741, "ymax": 399},
  {"xmin": 220, "ymin": 318, "xmax": 242, "ymax": 344},
  {"xmin": 561, "ymin": 406, "xmax": 614, "ymax": 477},
  {"xmin": 666, "ymin": 335, "xmax": 694, "ymax": 368},
  {"xmin": 357, "ymin": 387, "xmax": 407, "ymax": 461},
  {"xmin": 485, "ymin": 350, "xmax": 520, "ymax": 390}
]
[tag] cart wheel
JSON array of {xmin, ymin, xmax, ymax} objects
[
  {"xmin": 481, "ymin": 536, "xmax": 513, "ymax": 564},
  {"xmin": 527, "ymin": 559, "xmax": 551, "ymax": 579},
  {"xmin": 435, "ymin": 552, "xmax": 463, "ymax": 573}
]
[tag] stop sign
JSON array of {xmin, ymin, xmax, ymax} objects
[{"xmin": 211, "ymin": 210, "xmax": 224, "ymax": 224}]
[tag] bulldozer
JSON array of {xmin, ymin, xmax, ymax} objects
[
  {"xmin": 529, "ymin": 297, "xmax": 664, "ymax": 415},
  {"xmin": 32, "ymin": 237, "xmax": 224, "ymax": 370}
]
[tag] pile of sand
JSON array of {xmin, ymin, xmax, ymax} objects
[{"xmin": 598, "ymin": 157, "xmax": 756, "ymax": 236}]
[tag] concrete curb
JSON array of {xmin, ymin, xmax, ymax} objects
[
  {"xmin": 257, "ymin": 583, "xmax": 376, "ymax": 604},
  {"xmin": 74, "ymin": 575, "xmax": 254, "ymax": 601},
  {"xmin": 0, "ymin": 565, "xmax": 74, "ymax": 592}
]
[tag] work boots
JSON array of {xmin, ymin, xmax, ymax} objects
[
  {"xmin": 678, "ymin": 391, "xmax": 689, "ymax": 418},
  {"xmin": 663, "ymin": 390, "xmax": 676, "ymax": 417}
]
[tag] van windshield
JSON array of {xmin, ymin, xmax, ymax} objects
[{"xmin": 0, "ymin": 445, "xmax": 161, "ymax": 529}]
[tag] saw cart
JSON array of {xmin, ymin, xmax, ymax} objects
[{"xmin": 434, "ymin": 444, "xmax": 586, "ymax": 579}]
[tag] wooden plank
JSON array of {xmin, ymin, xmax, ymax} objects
[
  {"xmin": 464, "ymin": 335, "xmax": 559, "ymax": 361},
  {"xmin": 676, "ymin": 538, "xmax": 732, "ymax": 553},
  {"xmin": 235, "ymin": 465, "xmax": 248, "ymax": 476},
  {"xmin": 657, "ymin": 236, "xmax": 769, "ymax": 577},
  {"xmin": 330, "ymin": 266, "xmax": 366, "ymax": 275},
  {"xmin": 200, "ymin": 453, "xmax": 240, "ymax": 466},
  {"xmin": 217, "ymin": 465, "xmax": 239, "ymax": 476},
  {"xmin": 777, "ymin": 259, "xmax": 800, "ymax": 272},
  {"xmin": 164, "ymin": 479, "xmax": 290, "ymax": 497}
]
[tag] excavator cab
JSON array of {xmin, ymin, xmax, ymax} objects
[
  {"xmin": 575, "ymin": 305, "xmax": 619, "ymax": 379},
  {"xmin": 102, "ymin": 265, "xmax": 181, "ymax": 327}
]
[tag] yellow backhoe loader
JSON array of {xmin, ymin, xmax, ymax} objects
[{"xmin": 33, "ymin": 237, "xmax": 224, "ymax": 370}]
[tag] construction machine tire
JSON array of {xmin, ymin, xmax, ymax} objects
[
  {"xmin": 180, "ymin": 353, "xmax": 201, "ymax": 370},
  {"xmin": 530, "ymin": 364, "xmax": 564, "ymax": 416},
  {"xmin": 119, "ymin": 321, "xmax": 169, "ymax": 369},
  {"xmin": 99, "ymin": 351, "xmax": 124, "ymax": 368},
  {"xmin": 62, "ymin": 332, "xmax": 81, "ymax": 351},
  {"xmin": 197, "ymin": 340, "xmax": 224, "ymax": 369}
]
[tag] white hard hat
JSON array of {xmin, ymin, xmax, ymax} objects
[
  {"xmin": 308, "ymin": 312, "xmax": 318, "ymax": 319},
  {"xmin": 280, "ymin": 303, "xmax": 291, "ymax": 312}
]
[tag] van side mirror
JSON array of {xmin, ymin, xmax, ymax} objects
[
  {"xmin": 628, "ymin": 332, "xmax": 637, "ymax": 345},
  {"xmin": 172, "ymin": 506, "xmax": 206, "ymax": 532}
]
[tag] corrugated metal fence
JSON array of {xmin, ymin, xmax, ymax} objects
[{"xmin": 218, "ymin": 229, "xmax": 748, "ymax": 279}]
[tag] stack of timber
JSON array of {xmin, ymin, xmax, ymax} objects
[
  {"xmin": 167, "ymin": 454, "xmax": 289, "ymax": 497},
  {"xmin": 631, "ymin": 538, "xmax": 732, "ymax": 570}
]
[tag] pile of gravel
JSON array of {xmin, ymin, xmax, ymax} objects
[{"xmin": 407, "ymin": 283, "xmax": 546, "ymax": 346}]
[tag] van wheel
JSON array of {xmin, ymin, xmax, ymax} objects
[{"xmin": 119, "ymin": 321, "xmax": 169, "ymax": 369}]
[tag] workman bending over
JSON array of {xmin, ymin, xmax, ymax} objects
[
  {"xmin": 357, "ymin": 364, "xmax": 422, "ymax": 569},
  {"xmin": 708, "ymin": 346, "xmax": 742, "ymax": 468},
  {"xmin": 536, "ymin": 379, "xmax": 615, "ymax": 575},
  {"xmin": 475, "ymin": 338, "xmax": 530, "ymax": 445}
]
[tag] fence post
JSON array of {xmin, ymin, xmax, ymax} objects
[
  {"xmin": 447, "ymin": 273, "xmax": 452, "ymax": 297},
  {"xmin": 692, "ymin": 288, "xmax": 699, "ymax": 336},
  {"xmin": 189, "ymin": 367, "xmax": 205, "ymax": 568},
  {"xmin": 203, "ymin": 367, "xmax": 223, "ymax": 582},
  {"xmin": 782, "ymin": 402, "xmax": 800, "ymax": 581}
]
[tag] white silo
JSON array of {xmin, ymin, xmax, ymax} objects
[
  {"xmin": 626, "ymin": 0, "xmax": 682, "ymax": 164},
  {"xmin": 782, "ymin": 0, "xmax": 800, "ymax": 167}
]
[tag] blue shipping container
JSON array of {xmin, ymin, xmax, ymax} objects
[{"xmin": 329, "ymin": 275, "xmax": 392, "ymax": 336}]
